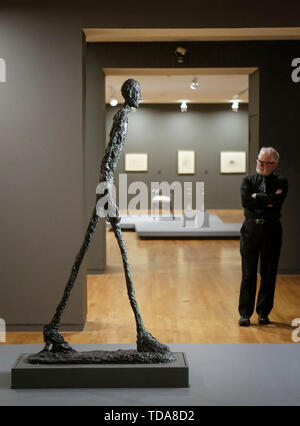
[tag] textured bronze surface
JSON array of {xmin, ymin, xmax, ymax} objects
[
  {"xmin": 28, "ymin": 79, "xmax": 175, "ymax": 364},
  {"xmin": 28, "ymin": 349, "xmax": 175, "ymax": 364}
]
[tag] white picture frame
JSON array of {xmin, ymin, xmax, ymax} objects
[
  {"xmin": 125, "ymin": 153, "xmax": 148, "ymax": 172},
  {"xmin": 177, "ymin": 150, "xmax": 195, "ymax": 175},
  {"xmin": 220, "ymin": 151, "xmax": 246, "ymax": 173}
]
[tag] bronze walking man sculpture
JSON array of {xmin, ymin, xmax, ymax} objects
[{"xmin": 29, "ymin": 79, "xmax": 174, "ymax": 364}]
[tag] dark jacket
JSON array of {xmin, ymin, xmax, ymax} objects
[{"xmin": 241, "ymin": 173, "xmax": 288, "ymax": 219}]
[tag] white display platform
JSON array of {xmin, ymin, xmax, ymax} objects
[
  {"xmin": 107, "ymin": 214, "xmax": 241, "ymax": 238},
  {"xmin": 1, "ymin": 344, "xmax": 299, "ymax": 406},
  {"xmin": 135, "ymin": 222, "xmax": 241, "ymax": 238}
]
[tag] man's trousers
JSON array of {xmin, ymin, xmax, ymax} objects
[{"xmin": 238, "ymin": 219, "xmax": 282, "ymax": 318}]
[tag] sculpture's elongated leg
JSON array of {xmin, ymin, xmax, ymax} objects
[
  {"xmin": 109, "ymin": 219, "xmax": 172, "ymax": 355},
  {"xmin": 42, "ymin": 208, "xmax": 99, "ymax": 353},
  {"xmin": 109, "ymin": 218, "xmax": 145, "ymax": 334}
]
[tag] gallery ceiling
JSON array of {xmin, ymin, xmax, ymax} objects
[{"xmin": 104, "ymin": 68, "xmax": 251, "ymax": 105}]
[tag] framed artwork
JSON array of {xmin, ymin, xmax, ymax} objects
[
  {"xmin": 125, "ymin": 153, "xmax": 148, "ymax": 172},
  {"xmin": 220, "ymin": 151, "xmax": 246, "ymax": 173},
  {"xmin": 177, "ymin": 150, "xmax": 195, "ymax": 175}
]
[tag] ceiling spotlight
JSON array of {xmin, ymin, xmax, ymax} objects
[
  {"xmin": 231, "ymin": 99, "xmax": 239, "ymax": 112},
  {"xmin": 231, "ymin": 88, "xmax": 247, "ymax": 112},
  {"xmin": 174, "ymin": 47, "xmax": 188, "ymax": 63},
  {"xmin": 109, "ymin": 85, "xmax": 118, "ymax": 107},
  {"xmin": 180, "ymin": 101, "xmax": 188, "ymax": 112},
  {"xmin": 190, "ymin": 78, "xmax": 199, "ymax": 90},
  {"xmin": 110, "ymin": 97, "xmax": 118, "ymax": 107}
]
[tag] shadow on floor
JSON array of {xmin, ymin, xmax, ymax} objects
[{"xmin": 251, "ymin": 321, "xmax": 293, "ymax": 331}]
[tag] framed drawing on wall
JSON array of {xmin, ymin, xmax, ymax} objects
[
  {"xmin": 125, "ymin": 153, "xmax": 148, "ymax": 172},
  {"xmin": 220, "ymin": 151, "xmax": 246, "ymax": 173},
  {"xmin": 177, "ymin": 150, "xmax": 195, "ymax": 175}
]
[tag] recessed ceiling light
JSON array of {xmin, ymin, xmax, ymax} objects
[
  {"xmin": 180, "ymin": 101, "xmax": 188, "ymax": 112},
  {"xmin": 190, "ymin": 77, "xmax": 199, "ymax": 90},
  {"xmin": 110, "ymin": 98, "xmax": 118, "ymax": 107},
  {"xmin": 231, "ymin": 99, "xmax": 240, "ymax": 112}
]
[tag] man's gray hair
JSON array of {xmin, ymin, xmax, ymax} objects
[{"xmin": 259, "ymin": 147, "xmax": 280, "ymax": 163}]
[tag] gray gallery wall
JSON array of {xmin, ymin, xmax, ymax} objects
[
  {"xmin": 106, "ymin": 103, "xmax": 249, "ymax": 210},
  {"xmin": 0, "ymin": 8, "xmax": 87, "ymax": 330},
  {"xmin": 0, "ymin": 1, "xmax": 300, "ymax": 329}
]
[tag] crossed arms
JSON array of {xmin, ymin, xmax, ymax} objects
[{"xmin": 241, "ymin": 177, "xmax": 288, "ymax": 210}]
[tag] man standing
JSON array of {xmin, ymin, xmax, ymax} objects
[{"xmin": 238, "ymin": 147, "xmax": 288, "ymax": 326}]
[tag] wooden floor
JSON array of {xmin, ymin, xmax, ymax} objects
[{"xmin": 5, "ymin": 210, "xmax": 300, "ymax": 345}]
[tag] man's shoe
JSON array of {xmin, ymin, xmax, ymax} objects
[
  {"xmin": 239, "ymin": 317, "xmax": 250, "ymax": 326},
  {"xmin": 258, "ymin": 316, "xmax": 270, "ymax": 325}
]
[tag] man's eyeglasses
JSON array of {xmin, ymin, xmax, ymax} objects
[{"xmin": 257, "ymin": 159, "xmax": 275, "ymax": 166}]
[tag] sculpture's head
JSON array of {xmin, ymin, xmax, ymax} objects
[{"xmin": 121, "ymin": 79, "xmax": 141, "ymax": 109}]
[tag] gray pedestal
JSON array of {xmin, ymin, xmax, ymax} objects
[
  {"xmin": 1, "ymin": 344, "xmax": 300, "ymax": 405},
  {"xmin": 11, "ymin": 352, "xmax": 189, "ymax": 389}
]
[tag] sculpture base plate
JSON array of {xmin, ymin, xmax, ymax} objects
[{"xmin": 11, "ymin": 352, "xmax": 189, "ymax": 389}]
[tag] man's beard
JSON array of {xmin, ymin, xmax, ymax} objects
[
  {"xmin": 257, "ymin": 166, "xmax": 265, "ymax": 176},
  {"xmin": 256, "ymin": 166, "xmax": 271, "ymax": 176}
]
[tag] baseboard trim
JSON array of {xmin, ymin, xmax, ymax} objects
[
  {"xmin": 278, "ymin": 269, "xmax": 300, "ymax": 274},
  {"xmin": 6, "ymin": 324, "xmax": 85, "ymax": 332},
  {"xmin": 87, "ymin": 269, "xmax": 105, "ymax": 275}
]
